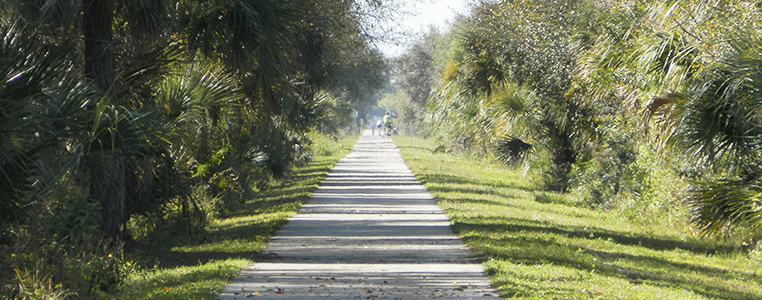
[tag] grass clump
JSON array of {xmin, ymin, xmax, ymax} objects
[{"xmin": 393, "ymin": 135, "xmax": 762, "ymax": 300}]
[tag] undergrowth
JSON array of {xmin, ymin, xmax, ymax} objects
[{"xmin": 0, "ymin": 132, "xmax": 356, "ymax": 300}]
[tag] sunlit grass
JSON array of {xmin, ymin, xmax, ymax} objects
[
  {"xmin": 393, "ymin": 135, "xmax": 762, "ymax": 300},
  {"xmin": 112, "ymin": 134, "xmax": 358, "ymax": 300},
  {"xmin": 115, "ymin": 259, "xmax": 248, "ymax": 300}
]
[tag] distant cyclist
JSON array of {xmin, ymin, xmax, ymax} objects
[{"xmin": 383, "ymin": 112, "xmax": 393, "ymax": 135}]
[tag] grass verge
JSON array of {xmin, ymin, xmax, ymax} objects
[
  {"xmin": 110, "ymin": 134, "xmax": 358, "ymax": 300},
  {"xmin": 393, "ymin": 135, "xmax": 762, "ymax": 300}
]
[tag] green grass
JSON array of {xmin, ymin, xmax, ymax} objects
[
  {"xmin": 110, "ymin": 134, "xmax": 358, "ymax": 300},
  {"xmin": 393, "ymin": 135, "xmax": 762, "ymax": 300}
]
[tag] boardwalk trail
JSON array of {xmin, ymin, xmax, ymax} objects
[{"xmin": 217, "ymin": 131, "xmax": 500, "ymax": 299}]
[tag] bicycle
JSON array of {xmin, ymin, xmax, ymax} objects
[{"xmin": 384, "ymin": 123, "xmax": 393, "ymax": 136}]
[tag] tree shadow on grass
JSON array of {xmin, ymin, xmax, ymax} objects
[
  {"xmin": 478, "ymin": 234, "xmax": 759, "ymax": 300},
  {"xmin": 397, "ymin": 145, "xmax": 435, "ymax": 152},
  {"xmin": 223, "ymin": 187, "xmax": 315, "ymax": 218},
  {"xmin": 222, "ymin": 160, "xmax": 337, "ymax": 218},
  {"xmin": 439, "ymin": 197, "xmax": 525, "ymax": 211},
  {"xmin": 130, "ymin": 242, "xmax": 268, "ymax": 269},
  {"xmin": 130, "ymin": 208, "xmax": 288, "ymax": 270},
  {"xmin": 419, "ymin": 173, "xmax": 533, "ymax": 192},
  {"xmin": 398, "ymin": 143, "xmax": 760, "ymax": 299},
  {"xmin": 428, "ymin": 185, "xmax": 526, "ymax": 202},
  {"xmin": 288, "ymin": 161, "xmax": 334, "ymax": 177},
  {"xmin": 455, "ymin": 217, "xmax": 759, "ymax": 300},
  {"xmin": 425, "ymin": 172, "xmax": 744, "ymax": 251},
  {"xmin": 457, "ymin": 216, "xmax": 741, "ymax": 256}
]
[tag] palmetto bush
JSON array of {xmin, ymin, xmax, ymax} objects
[
  {"xmin": 677, "ymin": 36, "xmax": 762, "ymax": 235},
  {"xmin": 0, "ymin": 22, "xmax": 84, "ymax": 225}
]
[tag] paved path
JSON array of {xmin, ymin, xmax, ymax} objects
[{"xmin": 217, "ymin": 131, "xmax": 500, "ymax": 299}]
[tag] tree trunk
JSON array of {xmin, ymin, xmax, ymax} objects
[
  {"xmin": 83, "ymin": 0, "xmax": 126, "ymax": 238},
  {"xmin": 83, "ymin": 0, "xmax": 116, "ymax": 97},
  {"xmin": 90, "ymin": 154, "xmax": 128, "ymax": 239}
]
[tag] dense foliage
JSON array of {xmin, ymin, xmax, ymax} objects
[
  {"xmin": 394, "ymin": 0, "xmax": 762, "ymax": 241},
  {"xmin": 0, "ymin": 0, "xmax": 386, "ymax": 298}
]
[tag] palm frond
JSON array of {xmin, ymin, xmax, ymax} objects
[
  {"xmin": 184, "ymin": 0, "xmax": 298, "ymax": 111},
  {"xmin": 118, "ymin": 39, "xmax": 186, "ymax": 103},
  {"xmin": 3, "ymin": 0, "xmax": 75, "ymax": 29},
  {"xmin": 495, "ymin": 136, "xmax": 533, "ymax": 167},
  {"xmin": 40, "ymin": 0, "xmax": 74, "ymax": 25},
  {"xmin": 158, "ymin": 63, "xmax": 241, "ymax": 126},
  {"xmin": 121, "ymin": 0, "xmax": 171, "ymax": 38},
  {"xmin": 0, "ymin": 21, "xmax": 81, "ymax": 223},
  {"xmin": 688, "ymin": 178, "xmax": 762, "ymax": 235},
  {"xmin": 678, "ymin": 37, "xmax": 762, "ymax": 170},
  {"xmin": 85, "ymin": 104, "xmax": 152, "ymax": 158}
]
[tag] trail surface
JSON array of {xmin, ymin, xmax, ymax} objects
[{"xmin": 217, "ymin": 130, "xmax": 499, "ymax": 299}]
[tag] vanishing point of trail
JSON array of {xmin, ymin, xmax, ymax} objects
[{"xmin": 217, "ymin": 131, "xmax": 500, "ymax": 299}]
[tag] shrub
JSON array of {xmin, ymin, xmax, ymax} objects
[{"xmin": 1, "ymin": 196, "xmax": 137, "ymax": 299}]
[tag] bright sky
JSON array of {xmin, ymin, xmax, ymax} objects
[{"xmin": 375, "ymin": 0, "xmax": 471, "ymax": 58}]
